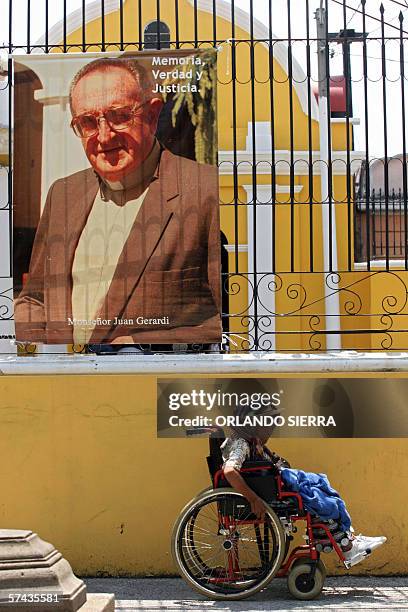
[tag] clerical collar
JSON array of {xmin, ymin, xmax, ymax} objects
[{"xmin": 99, "ymin": 140, "xmax": 161, "ymax": 202}]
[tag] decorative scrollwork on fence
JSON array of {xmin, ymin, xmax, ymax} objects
[
  {"xmin": 0, "ymin": 286, "xmax": 13, "ymax": 320},
  {"xmin": 15, "ymin": 342, "xmax": 37, "ymax": 354},
  {"xmin": 2, "ymin": 271, "xmax": 408, "ymax": 354},
  {"xmin": 325, "ymin": 273, "xmax": 363, "ymax": 315},
  {"xmin": 223, "ymin": 270, "xmax": 408, "ymax": 352}
]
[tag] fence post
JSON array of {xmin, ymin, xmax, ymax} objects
[{"xmin": 315, "ymin": 3, "xmax": 341, "ymax": 351}]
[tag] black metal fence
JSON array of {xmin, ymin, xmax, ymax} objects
[{"xmin": 1, "ymin": 0, "xmax": 408, "ymax": 353}]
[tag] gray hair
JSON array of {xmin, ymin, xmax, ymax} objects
[{"xmin": 69, "ymin": 56, "xmax": 157, "ymax": 115}]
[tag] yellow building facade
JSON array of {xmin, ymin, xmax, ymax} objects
[
  {"xmin": 46, "ymin": 0, "xmax": 408, "ymax": 353},
  {"xmin": 0, "ymin": 0, "xmax": 407, "ymax": 579},
  {"xmin": 0, "ymin": 370, "xmax": 406, "ymax": 575}
]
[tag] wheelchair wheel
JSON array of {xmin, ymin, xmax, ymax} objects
[
  {"xmin": 291, "ymin": 557, "xmax": 327, "ymax": 579},
  {"xmin": 171, "ymin": 488, "xmax": 286, "ymax": 600},
  {"xmin": 287, "ymin": 561, "xmax": 325, "ymax": 600},
  {"xmin": 192, "ymin": 486, "xmax": 213, "ymax": 499}
]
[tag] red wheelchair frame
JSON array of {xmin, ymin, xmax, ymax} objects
[
  {"xmin": 214, "ymin": 465, "xmax": 347, "ymax": 577},
  {"xmin": 172, "ymin": 429, "xmax": 350, "ymax": 600}
]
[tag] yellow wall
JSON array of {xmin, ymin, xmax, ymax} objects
[{"xmin": 0, "ymin": 372, "xmax": 406, "ymax": 576}]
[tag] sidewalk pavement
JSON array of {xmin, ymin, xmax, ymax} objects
[{"xmin": 84, "ymin": 576, "xmax": 408, "ymax": 611}]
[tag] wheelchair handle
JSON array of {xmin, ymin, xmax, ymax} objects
[{"xmin": 185, "ymin": 426, "xmax": 221, "ymax": 436}]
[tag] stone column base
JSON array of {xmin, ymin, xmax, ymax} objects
[{"xmin": 0, "ymin": 530, "xmax": 115, "ymax": 611}]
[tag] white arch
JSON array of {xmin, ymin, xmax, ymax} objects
[
  {"xmin": 34, "ymin": 0, "xmax": 317, "ymax": 120},
  {"xmin": 34, "ymin": 0, "xmax": 129, "ymax": 49},
  {"xmin": 187, "ymin": 0, "xmax": 318, "ymax": 120}
]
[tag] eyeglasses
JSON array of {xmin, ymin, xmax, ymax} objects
[{"xmin": 70, "ymin": 102, "xmax": 146, "ymax": 138}]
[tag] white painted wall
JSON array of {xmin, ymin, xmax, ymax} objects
[{"xmin": 14, "ymin": 54, "xmax": 105, "ymax": 211}]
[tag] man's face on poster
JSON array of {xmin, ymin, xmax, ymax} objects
[{"xmin": 70, "ymin": 66, "xmax": 162, "ymax": 182}]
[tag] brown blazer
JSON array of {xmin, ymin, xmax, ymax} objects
[{"xmin": 15, "ymin": 149, "xmax": 222, "ymax": 344}]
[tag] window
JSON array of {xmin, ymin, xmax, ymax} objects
[
  {"xmin": 354, "ymin": 158, "xmax": 408, "ymax": 263},
  {"xmin": 144, "ymin": 21, "xmax": 171, "ymax": 50}
]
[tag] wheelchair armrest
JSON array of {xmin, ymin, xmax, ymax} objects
[
  {"xmin": 241, "ymin": 460, "xmax": 278, "ymax": 471},
  {"xmin": 214, "ymin": 462, "xmax": 279, "ymax": 504}
]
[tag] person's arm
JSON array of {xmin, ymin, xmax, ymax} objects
[
  {"xmin": 223, "ymin": 465, "xmax": 266, "ymax": 519},
  {"xmin": 222, "ymin": 438, "xmax": 266, "ymax": 519}
]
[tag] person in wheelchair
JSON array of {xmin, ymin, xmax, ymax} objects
[{"xmin": 221, "ymin": 405, "xmax": 386, "ymax": 569}]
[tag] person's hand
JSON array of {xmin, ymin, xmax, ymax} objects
[
  {"xmin": 248, "ymin": 494, "xmax": 266, "ymax": 519},
  {"xmin": 110, "ymin": 336, "xmax": 134, "ymax": 344}
]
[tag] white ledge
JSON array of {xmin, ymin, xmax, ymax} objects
[
  {"xmin": 331, "ymin": 118, "xmax": 360, "ymax": 125},
  {"xmin": 1, "ymin": 352, "xmax": 408, "ymax": 375},
  {"xmin": 354, "ymin": 260, "xmax": 407, "ymax": 270}
]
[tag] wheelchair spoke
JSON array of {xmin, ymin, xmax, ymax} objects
[
  {"xmin": 174, "ymin": 491, "xmax": 284, "ymax": 597},
  {"xmin": 185, "ymin": 522, "xmax": 220, "ymax": 538},
  {"xmin": 186, "ymin": 547, "xmax": 224, "ymax": 568},
  {"xmin": 182, "ymin": 538, "xmax": 212, "ymax": 550}
]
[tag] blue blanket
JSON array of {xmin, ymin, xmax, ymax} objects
[{"xmin": 281, "ymin": 468, "xmax": 351, "ymax": 531}]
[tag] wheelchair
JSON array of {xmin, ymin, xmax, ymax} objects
[{"xmin": 171, "ymin": 428, "xmax": 351, "ymax": 601}]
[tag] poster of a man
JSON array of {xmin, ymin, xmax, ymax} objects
[{"xmin": 13, "ymin": 50, "xmax": 221, "ymax": 346}]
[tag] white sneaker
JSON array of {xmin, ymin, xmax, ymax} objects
[{"xmin": 343, "ymin": 534, "xmax": 387, "ymax": 568}]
